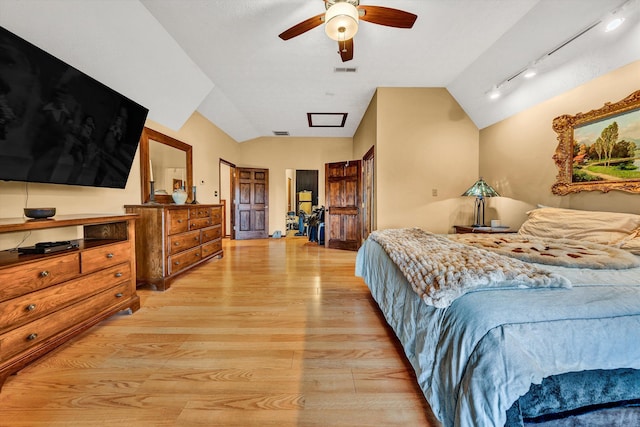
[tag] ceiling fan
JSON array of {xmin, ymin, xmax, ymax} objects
[{"xmin": 278, "ymin": 0, "xmax": 417, "ymax": 62}]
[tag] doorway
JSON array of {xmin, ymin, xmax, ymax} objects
[
  {"xmin": 295, "ymin": 169, "xmax": 318, "ymax": 215},
  {"xmin": 234, "ymin": 167, "xmax": 269, "ymax": 240},
  {"xmin": 285, "ymin": 169, "xmax": 319, "ymax": 238},
  {"xmin": 219, "ymin": 159, "xmax": 235, "ymax": 238},
  {"xmin": 362, "ymin": 146, "xmax": 374, "ymax": 241},
  {"xmin": 325, "ymin": 160, "xmax": 362, "ymax": 250}
]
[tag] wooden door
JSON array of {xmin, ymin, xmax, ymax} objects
[
  {"xmin": 235, "ymin": 167, "xmax": 269, "ymax": 240},
  {"xmin": 362, "ymin": 146, "xmax": 374, "ymax": 241},
  {"xmin": 325, "ymin": 160, "xmax": 361, "ymax": 251}
]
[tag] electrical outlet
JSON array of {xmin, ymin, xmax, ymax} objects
[{"xmin": 432, "ymin": 189, "xmax": 438, "ymax": 197}]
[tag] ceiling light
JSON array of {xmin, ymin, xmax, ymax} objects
[
  {"xmin": 325, "ymin": 2, "xmax": 359, "ymax": 41},
  {"xmin": 523, "ymin": 68, "xmax": 537, "ymax": 79},
  {"xmin": 488, "ymin": 87, "xmax": 501, "ymax": 100},
  {"xmin": 605, "ymin": 16, "xmax": 625, "ymax": 32}
]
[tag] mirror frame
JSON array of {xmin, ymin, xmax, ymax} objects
[
  {"xmin": 552, "ymin": 90, "xmax": 640, "ymax": 195},
  {"xmin": 139, "ymin": 127, "xmax": 193, "ymax": 204}
]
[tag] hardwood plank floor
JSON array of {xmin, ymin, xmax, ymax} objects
[{"xmin": 1, "ymin": 237, "xmax": 440, "ymax": 426}]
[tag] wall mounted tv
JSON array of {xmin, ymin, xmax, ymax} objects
[{"xmin": 0, "ymin": 25, "xmax": 148, "ymax": 189}]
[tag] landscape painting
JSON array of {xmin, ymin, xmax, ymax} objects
[
  {"xmin": 572, "ymin": 108, "xmax": 640, "ymax": 183},
  {"xmin": 552, "ymin": 90, "xmax": 640, "ymax": 195}
]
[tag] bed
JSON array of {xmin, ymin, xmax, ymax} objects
[{"xmin": 355, "ymin": 207, "xmax": 640, "ymax": 427}]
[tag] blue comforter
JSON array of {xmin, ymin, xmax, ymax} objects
[{"xmin": 356, "ymin": 238, "xmax": 640, "ymax": 427}]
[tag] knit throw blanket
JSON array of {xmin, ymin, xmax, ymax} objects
[
  {"xmin": 369, "ymin": 228, "xmax": 571, "ymax": 308},
  {"xmin": 448, "ymin": 234, "xmax": 640, "ymax": 269}
]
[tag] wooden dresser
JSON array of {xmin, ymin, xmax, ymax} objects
[
  {"xmin": 124, "ymin": 204, "xmax": 223, "ymax": 291},
  {"xmin": 0, "ymin": 214, "xmax": 139, "ymax": 392}
]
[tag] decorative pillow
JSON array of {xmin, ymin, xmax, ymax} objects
[{"xmin": 518, "ymin": 207, "xmax": 640, "ymax": 249}]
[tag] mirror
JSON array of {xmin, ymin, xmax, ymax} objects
[{"xmin": 139, "ymin": 127, "xmax": 193, "ymax": 204}]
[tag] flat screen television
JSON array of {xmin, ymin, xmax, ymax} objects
[{"xmin": 0, "ymin": 25, "xmax": 148, "ymax": 189}]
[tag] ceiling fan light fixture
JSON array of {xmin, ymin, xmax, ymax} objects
[{"xmin": 325, "ymin": 2, "xmax": 359, "ymax": 41}]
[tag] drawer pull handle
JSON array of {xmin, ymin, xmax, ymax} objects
[
  {"xmin": 194, "ymin": 236, "xmax": 199, "ymax": 241},
  {"xmin": 27, "ymin": 333, "xmax": 38, "ymax": 341},
  {"xmin": 174, "ymin": 242, "xmax": 180, "ymax": 246},
  {"xmin": 40, "ymin": 270, "xmax": 49, "ymax": 278},
  {"xmin": 115, "ymin": 292, "xmax": 123, "ymax": 298},
  {"xmin": 115, "ymin": 272, "xmax": 123, "ymax": 278},
  {"xmin": 177, "ymin": 219, "xmax": 183, "ymax": 223},
  {"xmin": 26, "ymin": 303, "xmax": 37, "ymax": 311},
  {"xmin": 106, "ymin": 253, "xmax": 114, "ymax": 259},
  {"xmin": 174, "ymin": 261, "xmax": 180, "ymax": 265}
]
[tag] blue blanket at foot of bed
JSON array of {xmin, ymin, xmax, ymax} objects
[{"xmin": 505, "ymin": 368, "xmax": 640, "ymax": 426}]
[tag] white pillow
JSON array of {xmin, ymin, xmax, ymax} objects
[{"xmin": 518, "ymin": 207, "xmax": 640, "ymax": 248}]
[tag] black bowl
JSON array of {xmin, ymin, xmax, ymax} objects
[{"xmin": 24, "ymin": 208, "xmax": 56, "ymax": 219}]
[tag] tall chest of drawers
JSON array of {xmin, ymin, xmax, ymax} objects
[
  {"xmin": 0, "ymin": 214, "xmax": 140, "ymax": 392},
  {"xmin": 124, "ymin": 204, "xmax": 224, "ymax": 291}
]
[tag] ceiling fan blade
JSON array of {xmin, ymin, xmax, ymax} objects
[
  {"xmin": 359, "ymin": 6, "xmax": 417, "ymax": 28},
  {"xmin": 339, "ymin": 38, "xmax": 353, "ymax": 62},
  {"xmin": 279, "ymin": 13, "xmax": 325, "ymax": 40}
]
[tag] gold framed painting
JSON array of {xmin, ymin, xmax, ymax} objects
[{"xmin": 551, "ymin": 90, "xmax": 640, "ymax": 195}]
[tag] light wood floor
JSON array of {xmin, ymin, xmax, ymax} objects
[{"xmin": 1, "ymin": 237, "xmax": 440, "ymax": 426}]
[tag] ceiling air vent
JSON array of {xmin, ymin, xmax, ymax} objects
[
  {"xmin": 273, "ymin": 131, "xmax": 290, "ymax": 136},
  {"xmin": 334, "ymin": 67, "xmax": 358, "ymax": 73}
]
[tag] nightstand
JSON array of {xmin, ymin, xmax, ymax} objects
[{"xmin": 453, "ymin": 225, "xmax": 516, "ymax": 234}]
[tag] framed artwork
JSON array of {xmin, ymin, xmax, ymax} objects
[
  {"xmin": 173, "ymin": 178, "xmax": 184, "ymax": 190},
  {"xmin": 552, "ymin": 90, "xmax": 640, "ymax": 195}
]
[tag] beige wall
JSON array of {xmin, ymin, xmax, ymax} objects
[
  {"xmin": 237, "ymin": 136, "xmax": 353, "ymax": 234},
  {"xmin": 353, "ymin": 91, "xmax": 377, "ymax": 159},
  {"xmin": 375, "ymin": 87, "xmax": 480, "ymax": 233},
  {"xmin": 480, "ymin": 60, "xmax": 640, "ymax": 229},
  {"xmin": 353, "ymin": 91, "xmax": 378, "ymax": 230}
]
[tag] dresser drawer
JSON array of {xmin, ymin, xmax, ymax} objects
[
  {"xmin": 0, "ymin": 263, "xmax": 131, "ymax": 334},
  {"xmin": 201, "ymin": 225, "xmax": 222, "ymax": 243},
  {"xmin": 168, "ymin": 209, "xmax": 189, "ymax": 234},
  {"xmin": 189, "ymin": 217, "xmax": 212, "ymax": 230},
  {"xmin": 0, "ymin": 281, "xmax": 131, "ymax": 363},
  {"xmin": 190, "ymin": 206, "xmax": 211, "ymax": 218},
  {"xmin": 168, "ymin": 230, "xmax": 201, "ymax": 255},
  {"xmin": 0, "ymin": 253, "xmax": 80, "ymax": 302},
  {"xmin": 211, "ymin": 206, "xmax": 222, "ymax": 224},
  {"xmin": 201, "ymin": 240, "xmax": 222, "ymax": 259},
  {"xmin": 168, "ymin": 246, "xmax": 202, "ymax": 275},
  {"xmin": 81, "ymin": 241, "xmax": 130, "ymax": 274}
]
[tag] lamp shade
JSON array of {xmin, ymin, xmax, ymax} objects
[
  {"xmin": 325, "ymin": 2, "xmax": 359, "ymax": 41},
  {"xmin": 462, "ymin": 177, "xmax": 500, "ymax": 198}
]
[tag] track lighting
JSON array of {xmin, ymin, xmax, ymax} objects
[
  {"xmin": 488, "ymin": 86, "xmax": 501, "ymax": 100},
  {"xmin": 605, "ymin": 16, "xmax": 625, "ymax": 32},
  {"xmin": 484, "ymin": 0, "xmax": 632, "ymax": 101}
]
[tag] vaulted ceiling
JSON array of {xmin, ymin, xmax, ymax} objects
[
  {"xmin": 2, "ymin": 1, "xmax": 638, "ymax": 144},
  {"xmin": 139, "ymin": 0, "xmax": 640, "ymax": 142}
]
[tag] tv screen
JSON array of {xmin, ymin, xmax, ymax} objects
[{"xmin": 0, "ymin": 25, "xmax": 148, "ymax": 188}]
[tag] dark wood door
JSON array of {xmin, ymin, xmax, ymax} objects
[
  {"xmin": 235, "ymin": 167, "xmax": 269, "ymax": 240},
  {"xmin": 325, "ymin": 160, "xmax": 361, "ymax": 251}
]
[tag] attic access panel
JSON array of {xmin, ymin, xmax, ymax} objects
[{"xmin": 307, "ymin": 113, "xmax": 348, "ymax": 128}]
